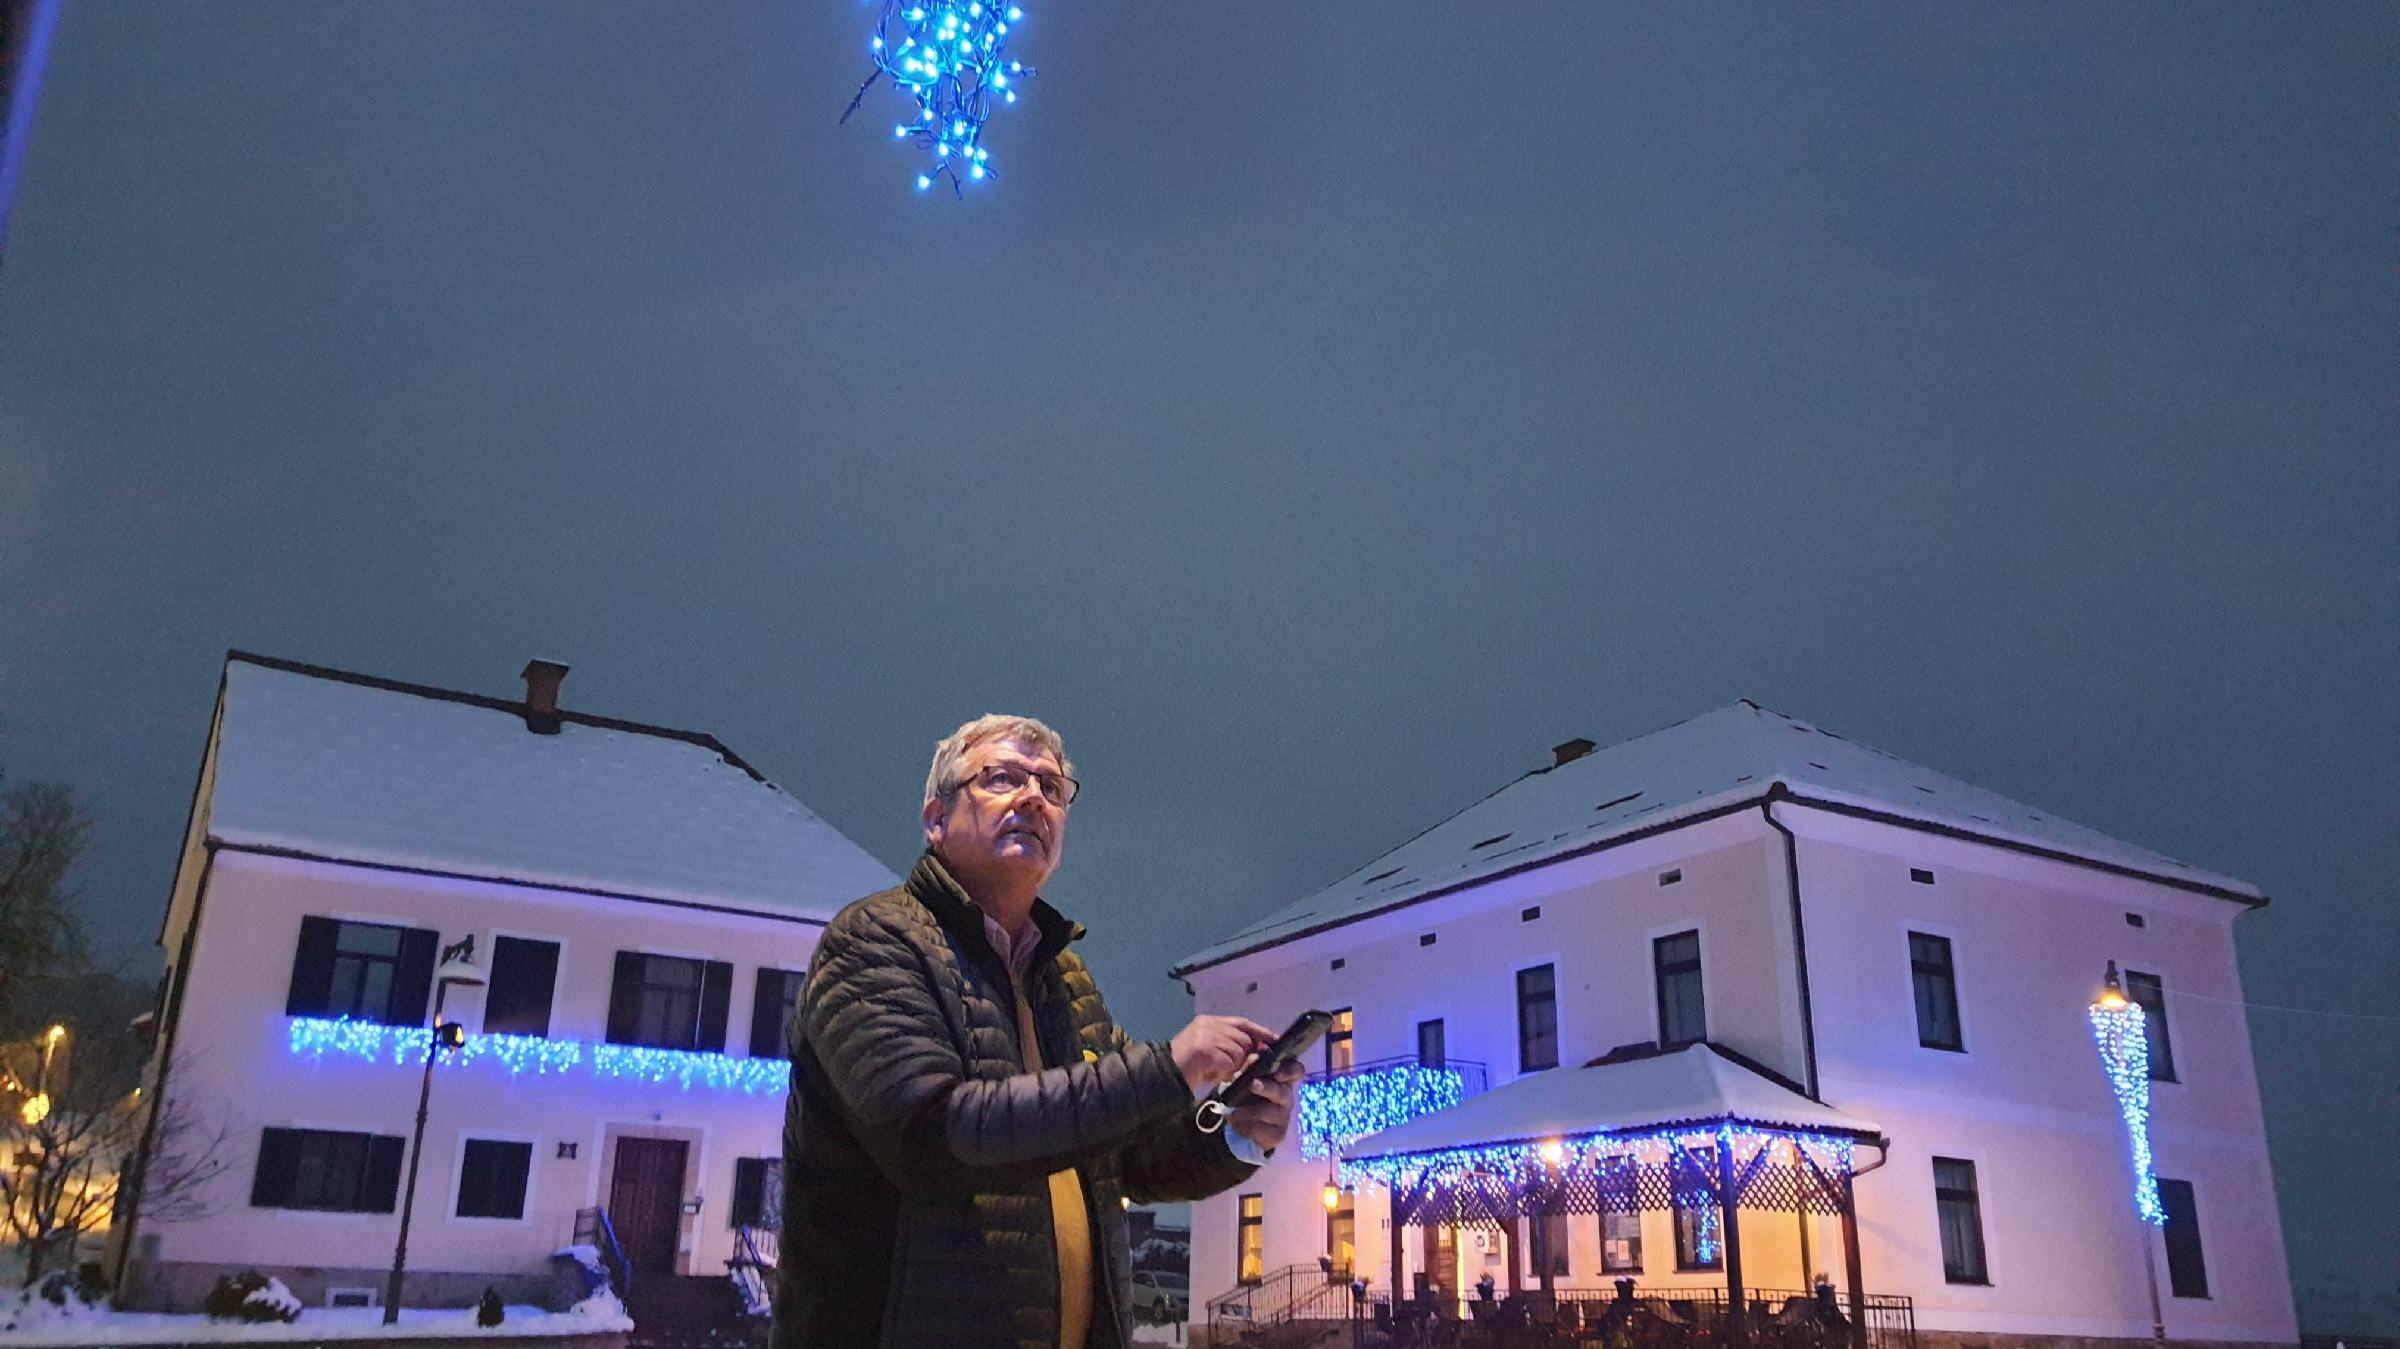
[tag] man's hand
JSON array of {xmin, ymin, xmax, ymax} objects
[
  {"xmin": 1170, "ymin": 1015, "xmax": 1275, "ymax": 1089},
  {"xmin": 1229, "ymin": 1058, "xmax": 1307, "ymax": 1154}
]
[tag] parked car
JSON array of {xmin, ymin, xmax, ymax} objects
[{"xmin": 1130, "ymin": 1270, "xmax": 1189, "ymax": 1322}]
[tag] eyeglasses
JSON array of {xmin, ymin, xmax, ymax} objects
[{"xmin": 957, "ymin": 762, "xmax": 1080, "ymax": 808}]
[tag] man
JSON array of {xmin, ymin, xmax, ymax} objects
[{"xmin": 779, "ymin": 714, "xmax": 1303, "ymax": 1349}]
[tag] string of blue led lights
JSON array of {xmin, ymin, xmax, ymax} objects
[
  {"xmin": 287, "ymin": 1017, "xmax": 782, "ymax": 1095},
  {"xmin": 2088, "ymin": 1000, "xmax": 2166, "ymax": 1225},
  {"xmin": 841, "ymin": 1, "xmax": 1032, "ymax": 194}
]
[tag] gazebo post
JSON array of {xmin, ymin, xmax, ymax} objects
[
  {"xmin": 1840, "ymin": 1172, "xmax": 1868, "ymax": 1349},
  {"xmin": 1718, "ymin": 1142, "xmax": 1748, "ymax": 1349},
  {"xmin": 1502, "ymin": 1221, "xmax": 1522, "ymax": 1297},
  {"xmin": 1388, "ymin": 1183, "xmax": 1406, "ymax": 1312}
]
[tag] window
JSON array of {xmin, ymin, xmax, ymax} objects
[
  {"xmin": 2159, "ymin": 1178, "xmax": 2208, "ymax": 1298},
  {"xmin": 1416, "ymin": 1018, "xmax": 1446, "ymax": 1069},
  {"xmin": 606, "ymin": 952, "xmax": 734, "ymax": 1052},
  {"xmin": 1525, "ymin": 1210, "xmax": 1569, "ymax": 1280},
  {"xmin": 1671, "ymin": 1150, "xmax": 1721, "ymax": 1270},
  {"xmin": 1600, "ymin": 1209, "xmax": 1642, "ymax": 1273},
  {"xmin": 1517, "ymin": 965, "xmax": 1558, "ymax": 1072},
  {"xmin": 2124, "ymin": 971, "xmax": 2177, "ymax": 1082},
  {"xmin": 483, "ymin": 937, "xmax": 560, "ymax": 1037},
  {"xmin": 1326, "ymin": 1189, "xmax": 1355, "ymax": 1276},
  {"xmin": 1932, "ymin": 1157, "xmax": 1989, "ymax": 1284},
  {"xmin": 1909, "ymin": 933, "xmax": 1964, "ymax": 1052},
  {"xmin": 456, "ymin": 1139, "xmax": 532, "ymax": 1220},
  {"xmin": 750, "ymin": 968, "xmax": 806, "ymax": 1059},
  {"xmin": 250, "ymin": 1127, "xmax": 405, "ymax": 1213},
  {"xmin": 284, "ymin": 917, "xmax": 437, "ymax": 1026},
  {"xmin": 732, "ymin": 1157, "xmax": 783, "ymax": 1230},
  {"xmin": 1654, "ymin": 932, "xmax": 1705, "ymax": 1046},
  {"xmin": 1238, "ymin": 1193, "xmax": 1265, "ymax": 1284},
  {"xmin": 1326, "ymin": 1008, "xmax": 1354, "ymax": 1073}
]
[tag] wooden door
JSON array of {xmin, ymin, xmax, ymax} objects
[
  {"xmin": 1432, "ymin": 1224, "xmax": 1459, "ymax": 1312},
  {"xmin": 608, "ymin": 1137, "xmax": 689, "ymax": 1277}
]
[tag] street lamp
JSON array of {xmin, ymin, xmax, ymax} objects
[
  {"xmin": 2088, "ymin": 960, "xmax": 2166, "ymax": 1344},
  {"xmin": 384, "ymin": 937, "xmax": 486, "ymax": 1324},
  {"xmin": 19, "ymin": 1024, "xmax": 66, "ymax": 1126}
]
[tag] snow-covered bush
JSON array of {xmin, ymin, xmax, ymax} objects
[
  {"xmin": 203, "ymin": 1271, "xmax": 301, "ymax": 1323},
  {"xmin": 3, "ymin": 1271, "xmax": 94, "ymax": 1332}
]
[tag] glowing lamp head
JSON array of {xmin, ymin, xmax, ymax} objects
[
  {"xmin": 434, "ymin": 1022, "xmax": 469, "ymax": 1052},
  {"xmin": 45, "ymin": 1025, "xmax": 66, "ymax": 1044},
  {"xmin": 19, "ymin": 1093, "xmax": 49, "ymax": 1126},
  {"xmin": 1322, "ymin": 1182, "xmax": 1342, "ymax": 1211},
  {"xmin": 2093, "ymin": 959, "xmax": 2130, "ymax": 1011},
  {"xmin": 1539, "ymin": 1139, "xmax": 1565, "ymax": 1166}
]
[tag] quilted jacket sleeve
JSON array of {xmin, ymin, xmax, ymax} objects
[
  {"xmin": 801, "ymin": 903, "xmax": 1195, "ymax": 1198},
  {"xmin": 1110, "ymin": 1025, "xmax": 1263, "ymax": 1204}
]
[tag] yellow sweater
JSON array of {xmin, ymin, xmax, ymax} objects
[{"xmin": 1013, "ymin": 984, "xmax": 1093, "ymax": 1349}]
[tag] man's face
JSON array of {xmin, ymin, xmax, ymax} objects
[{"xmin": 922, "ymin": 737, "xmax": 1069, "ymax": 896}]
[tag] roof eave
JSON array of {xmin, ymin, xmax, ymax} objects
[{"xmin": 1172, "ymin": 781, "xmax": 2265, "ymax": 978}]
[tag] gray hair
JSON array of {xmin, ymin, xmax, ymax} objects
[{"xmin": 923, "ymin": 714, "xmax": 1075, "ymax": 807}]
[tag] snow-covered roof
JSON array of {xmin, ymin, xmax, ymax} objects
[
  {"xmin": 1346, "ymin": 1043, "xmax": 1881, "ymax": 1161},
  {"xmin": 1174, "ymin": 700, "xmax": 2260, "ymax": 975},
  {"xmin": 206, "ymin": 653, "xmax": 899, "ymax": 919}
]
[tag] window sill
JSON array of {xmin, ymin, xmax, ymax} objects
[
  {"xmin": 1942, "ymin": 1277, "xmax": 1992, "ymax": 1288},
  {"xmin": 1917, "ymin": 1041, "xmax": 1967, "ymax": 1054}
]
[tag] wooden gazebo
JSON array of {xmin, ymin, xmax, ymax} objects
[{"xmin": 1340, "ymin": 1043, "xmax": 1892, "ymax": 1349}]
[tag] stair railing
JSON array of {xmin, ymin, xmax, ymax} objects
[{"xmin": 572, "ymin": 1205, "xmax": 635, "ymax": 1299}]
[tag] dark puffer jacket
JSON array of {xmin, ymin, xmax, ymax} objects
[{"xmin": 777, "ymin": 853, "xmax": 1256, "ymax": 1349}]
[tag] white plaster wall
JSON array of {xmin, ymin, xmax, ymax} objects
[
  {"xmin": 143, "ymin": 849, "xmax": 820, "ymax": 1292},
  {"xmin": 1787, "ymin": 806, "xmax": 2296, "ymax": 1344}
]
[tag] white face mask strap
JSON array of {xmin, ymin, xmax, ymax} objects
[{"xmin": 1194, "ymin": 1098, "xmax": 1229, "ymax": 1134}]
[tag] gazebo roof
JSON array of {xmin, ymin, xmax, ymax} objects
[{"xmin": 1347, "ymin": 1043, "xmax": 1883, "ymax": 1162}]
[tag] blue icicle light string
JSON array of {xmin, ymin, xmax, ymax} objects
[
  {"xmin": 2088, "ymin": 1001, "xmax": 2166, "ymax": 1225},
  {"xmin": 842, "ymin": 1, "xmax": 1034, "ymax": 194},
  {"xmin": 286, "ymin": 1016, "xmax": 781, "ymax": 1095},
  {"xmin": 1298, "ymin": 1063, "xmax": 1469, "ymax": 1160}
]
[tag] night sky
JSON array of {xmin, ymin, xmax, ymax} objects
[{"xmin": 1, "ymin": 2, "xmax": 2391, "ymax": 1326}]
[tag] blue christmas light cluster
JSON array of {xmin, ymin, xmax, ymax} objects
[
  {"xmin": 287, "ymin": 1017, "xmax": 781, "ymax": 1095},
  {"xmin": 846, "ymin": 1, "xmax": 1033, "ymax": 193},
  {"xmin": 2087, "ymin": 1000, "xmax": 2165, "ymax": 1225},
  {"xmin": 1298, "ymin": 1063, "xmax": 1469, "ymax": 1160}
]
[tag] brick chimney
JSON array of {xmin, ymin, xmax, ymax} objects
[
  {"xmin": 520, "ymin": 659, "xmax": 570, "ymax": 735},
  {"xmin": 1551, "ymin": 737, "xmax": 1596, "ymax": 768}
]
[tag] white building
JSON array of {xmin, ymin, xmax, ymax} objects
[
  {"xmin": 113, "ymin": 652, "xmax": 897, "ymax": 1314},
  {"xmin": 1172, "ymin": 702, "xmax": 2296, "ymax": 1349}
]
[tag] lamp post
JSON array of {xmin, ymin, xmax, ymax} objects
[
  {"xmin": 384, "ymin": 937, "xmax": 486, "ymax": 1324},
  {"xmin": 18, "ymin": 1024, "xmax": 64, "ymax": 1126},
  {"xmin": 2089, "ymin": 961, "xmax": 2166, "ymax": 1344}
]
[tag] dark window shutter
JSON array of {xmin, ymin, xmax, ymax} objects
[
  {"xmin": 493, "ymin": 1142, "xmax": 531, "ymax": 1219},
  {"xmin": 607, "ymin": 952, "xmax": 644, "ymax": 1046},
  {"xmin": 251, "ymin": 1128, "xmax": 299, "ymax": 1207},
  {"xmin": 365, "ymin": 1135, "xmax": 407, "ymax": 1213},
  {"xmin": 749, "ymin": 970, "xmax": 793, "ymax": 1059},
  {"xmin": 388, "ymin": 928, "xmax": 439, "ymax": 1026},
  {"xmin": 732, "ymin": 1157, "xmax": 766, "ymax": 1229},
  {"xmin": 284, "ymin": 918, "xmax": 340, "ymax": 1016},
  {"xmin": 698, "ymin": 960, "xmax": 734, "ymax": 1053},
  {"xmin": 486, "ymin": 938, "xmax": 560, "ymax": 1037}
]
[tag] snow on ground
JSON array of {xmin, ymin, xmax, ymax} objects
[
  {"xmin": 1129, "ymin": 1324, "xmax": 1188, "ymax": 1345},
  {"xmin": 0, "ymin": 1301, "xmax": 633, "ymax": 1346}
]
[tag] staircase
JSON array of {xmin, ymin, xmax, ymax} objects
[
  {"xmin": 1206, "ymin": 1264, "xmax": 1364, "ymax": 1349},
  {"xmin": 624, "ymin": 1275, "xmax": 756, "ymax": 1349}
]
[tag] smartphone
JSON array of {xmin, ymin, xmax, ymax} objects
[{"xmin": 1209, "ymin": 1009, "xmax": 1333, "ymax": 1112}]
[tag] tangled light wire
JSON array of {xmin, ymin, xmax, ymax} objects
[{"xmin": 841, "ymin": 1, "xmax": 1033, "ymax": 195}]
